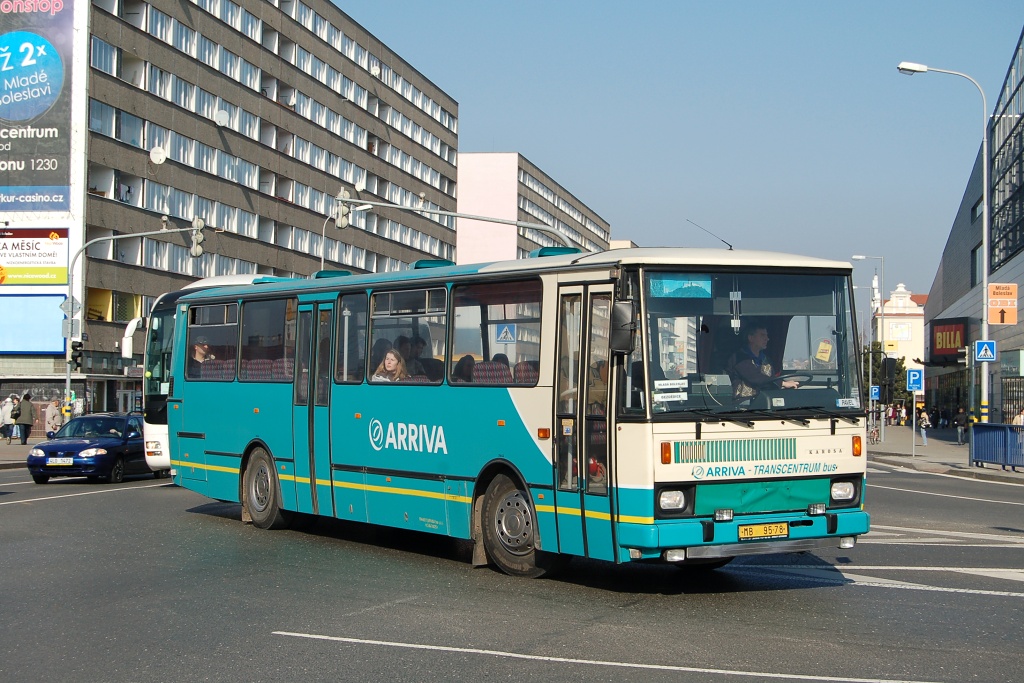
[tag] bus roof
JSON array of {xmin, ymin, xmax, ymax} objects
[{"xmin": 174, "ymin": 247, "xmax": 853, "ymax": 302}]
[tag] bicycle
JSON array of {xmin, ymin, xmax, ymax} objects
[{"xmin": 868, "ymin": 426, "xmax": 880, "ymax": 445}]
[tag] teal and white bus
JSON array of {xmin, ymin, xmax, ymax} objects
[{"xmin": 165, "ymin": 247, "xmax": 869, "ymax": 577}]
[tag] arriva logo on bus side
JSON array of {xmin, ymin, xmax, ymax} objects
[{"xmin": 369, "ymin": 418, "xmax": 448, "ymax": 454}]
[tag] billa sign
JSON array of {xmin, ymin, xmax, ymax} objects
[{"xmin": 930, "ymin": 317, "xmax": 970, "ymax": 365}]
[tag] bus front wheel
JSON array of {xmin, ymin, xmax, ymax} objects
[
  {"xmin": 244, "ymin": 448, "xmax": 291, "ymax": 530},
  {"xmin": 482, "ymin": 474, "xmax": 551, "ymax": 578}
]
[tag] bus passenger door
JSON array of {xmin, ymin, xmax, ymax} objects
[
  {"xmin": 553, "ymin": 286, "xmax": 616, "ymax": 561},
  {"xmin": 291, "ymin": 304, "xmax": 335, "ymax": 517}
]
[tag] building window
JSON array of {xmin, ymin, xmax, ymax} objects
[
  {"xmin": 972, "ymin": 244, "xmax": 983, "ymax": 287},
  {"xmin": 972, "ymin": 197, "xmax": 984, "ymax": 223}
]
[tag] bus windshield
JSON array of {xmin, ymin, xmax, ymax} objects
[
  {"xmin": 143, "ymin": 300, "xmax": 177, "ymax": 424},
  {"xmin": 634, "ymin": 270, "xmax": 860, "ymax": 417}
]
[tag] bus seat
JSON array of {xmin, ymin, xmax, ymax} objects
[
  {"xmin": 240, "ymin": 358, "xmax": 273, "ymax": 380},
  {"xmin": 401, "ymin": 374, "xmax": 432, "ymax": 383},
  {"xmin": 419, "ymin": 357, "xmax": 444, "ymax": 381},
  {"xmin": 473, "ymin": 361, "xmax": 513, "ymax": 384},
  {"xmin": 272, "ymin": 358, "xmax": 294, "ymax": 380},
  {"xmin": 513, "ymin": 361, "xmax": 539, "ymax": 384}
]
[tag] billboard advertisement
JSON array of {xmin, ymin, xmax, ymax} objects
[
  {"xmin": 0, "ymin": 0, "xmax": 74, "ymax": 212},
  {"xmin": 0, "ymin": 225, "xmax": 68, "ymax": 284}
]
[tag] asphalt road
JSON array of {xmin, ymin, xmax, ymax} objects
[{"xmin": 1, "ymin": 464, "xmax": 1021, "ymax": 683}]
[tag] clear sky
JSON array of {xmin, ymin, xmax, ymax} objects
[{"xmin": 340, "ymin": 1, "xmax": 1023, "ymax": 297}]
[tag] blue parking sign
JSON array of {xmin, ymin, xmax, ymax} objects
[
  {"xmin": 870, "ymin": 385, "xmax": 880, "ymax": 400},
  {"xmin": 906, "ymin": 368, "xmax": 924, "ymax": 392}
]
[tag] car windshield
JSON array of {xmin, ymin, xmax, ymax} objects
[
  {"xmin": 623, "ymin": 270, "xmax": 862, "ymax": 418},
  {"xmin": 56, "ymin": 417, "xmax": 123, "ymax": 439}
]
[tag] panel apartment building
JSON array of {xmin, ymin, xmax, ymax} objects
[{"xmin": 0, "ymin": 0, "xmax": 459, "ymax": 412}]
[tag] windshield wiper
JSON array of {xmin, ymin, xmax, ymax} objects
[
  {"xmin": 679, "ymin": 408, "xmax": 755, "ymax": 428},
  {"xmin": 772, "ymin": 406, "xmax": 860, "ymax": 425}
]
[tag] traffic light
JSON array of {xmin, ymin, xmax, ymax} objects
[
  {"xmin": 956, "ymin": 347, "xmax": 968, "ymax": 365},
  {"xmin": 189, "ymin": 227, "xmax": 205, "ymax": 257},
  {"xmin": 70, "ymin": 341, "xmax": 84, "ymax": 370},
  {"xmin": 880, "ymin": 357, "xmax": 897, "ymax": 404}
]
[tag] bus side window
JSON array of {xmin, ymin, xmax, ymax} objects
[{"xmin": 335, "ymin": 294, "xmax": 367, "ymax": 383}]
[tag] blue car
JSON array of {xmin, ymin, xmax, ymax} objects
[{"xmin": 26, "ymin": 413, "xmax": 151, "ymax": 485}]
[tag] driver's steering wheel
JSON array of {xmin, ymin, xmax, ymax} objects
[{"xmin": 776, "ymin": 372, "xmax": 813, "ymax": 384}]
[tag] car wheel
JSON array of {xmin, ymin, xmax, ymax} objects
[
  {"xmin": 481, "ymin": 473, "xmax": 562, "ymax": 578},
  {"xmin": 244, "ymin": 447, "xmax": 291, "ymax": 530},
  {"xmin": 107, "ymin": 456, "xmax": 125, "ymax": 484},
  {"xmin": 32, "ymin": 474, "xmax": 49, "ymax": 485}
]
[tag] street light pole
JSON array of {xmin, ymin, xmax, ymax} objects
[
  {"xmin": 64, "ymin": 222, "xmax": 208, "ymax": 411},
  {"xmin": 898, "ymin": 61, "xmax": 990, "ymax": 422},
  {"xmin": 853, "ymin": 254, "xmax": 885, "ymax": 441}
]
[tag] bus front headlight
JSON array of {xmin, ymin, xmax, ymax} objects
[
  {"xmin": 659, "ymin": 489, "xmax": 687, "ymax": 510},
  {"xmin": 830, "ymin": 481, "xmax": 855, "ymax": 501}
]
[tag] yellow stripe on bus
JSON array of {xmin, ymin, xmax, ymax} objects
[
  {"xmin": 170, "ymin": 462, "xmax": 654, "ymax": 523},
  {"xmin": 169, "ymin": 460, "xmax": 239, "ymax": 475},
  {"xmin": 331, "ymin": 479, "xmax": 472, "ymax": 504},
  {"xmin": 536, "ymin": 504, "xmax": 653, "ymax": 525}
]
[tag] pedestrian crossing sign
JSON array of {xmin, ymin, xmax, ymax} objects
[
  {"xmin": 495, "ymin": 324, "xmax": 516, "ymax": 343},
  {"xmin": 975, "ymin": 340, "xmax": 996, "ymax": 363}
]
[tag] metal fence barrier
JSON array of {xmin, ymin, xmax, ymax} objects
[{"xmin": 970, "ymin": 424, "xmax": 1024, "ymax": 472}]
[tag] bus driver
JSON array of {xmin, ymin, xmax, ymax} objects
[{"xmin": 729, "ymin": 325, "xmax": 799, "ymax": 401}]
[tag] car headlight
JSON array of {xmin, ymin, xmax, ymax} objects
[
  {"xmin": 830, "ymin": 481, "xmax": 856, "ymax": 501},
  {"xmin": 79, "ymin": 448, "xmax": 107, "ymax": 458},
  {"xmin": 29, "ymin": 448, "xmax": 44, "ymax": 458},
  {"xmin": 659, "ymin": 489, "xmax": 687, "ymax": 510}
]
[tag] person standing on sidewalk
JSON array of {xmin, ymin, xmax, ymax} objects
[
  {"xmin": 1, "ymin": 395, "xmax": 14, "ymax": 443},
  {"xmin": 919, "ymin": 409, "xmax": 931, "ymax": 446},
  {"xmin": 953, "ymin": 407, "xmax": 968, "ymax": 446},
  {"xmin": 14, "ymin": 393, "xmax": 35, "ymax": 445}
]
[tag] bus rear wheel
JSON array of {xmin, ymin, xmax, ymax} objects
[
  {"xmin": 482, "ymin": 474, "xmax": 553, "ymax": 578},
  {"xmin": 244, "ymin": 448, "xmax": 291, "ymax": 530}
]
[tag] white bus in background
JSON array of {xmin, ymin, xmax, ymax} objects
[{"xmin": 122, "ymin": 275, "xmax": 264, "ymax": 477}]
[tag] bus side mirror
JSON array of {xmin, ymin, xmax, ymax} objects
[
  {"xmin": 121, "ymin": 317, "xmax": 145, "ymax": 359},
  {"xmin": 610, "ymin": 301, "xmax": 636, "ymax": 354}
]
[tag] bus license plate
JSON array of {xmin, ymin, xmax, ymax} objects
[
  {"xmin": 738, "ymin": 522, "xmax": 789, "ymax": 541},
  {"xmin": 47, "ymin": 457, "xmax": 74, "ymax": 466}
]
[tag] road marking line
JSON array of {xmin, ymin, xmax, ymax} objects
[
  {"xmin": 0, "ymin": 482, "xmax": 169, "ymax": 505},
  {"xmin": 868, "ymin": 463, "xmax": 1024, "ymax": 487},
  {"xmin": 273, "ymin": 631, "xmax": 942, "ymax": 683},
  {"xmin": 733, "ymin": 565, "xmax": 1024, "ymax": 596},
  {"xmin": 868, "ymin": 484, "xmax": 1024, "ymax": 506},
  {"xmin": 870, "ymin": 524, "xmax": 1024, "ymax": 543}
]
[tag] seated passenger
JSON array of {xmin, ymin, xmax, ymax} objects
[
  {"xmin": 728, "ymin": 325, "xmax": 799, "ymax": 401},
  {"xmin": 452, "ymin": 355, "xmax": 475, "ymax": 383},
  {"xmin": 369, "ymin": 338, "xmax": 393, "ymax": 372},
  {"xmin": 371, "ymin": 350, "xmax": 408, "ymax": 383},
  {"xmin": 396, "ymin": 335, "xmax": 426, "ymax": 376},
  {"xmin": 492, "ymin": 353, "xmax": 510, "ymax": 367}
]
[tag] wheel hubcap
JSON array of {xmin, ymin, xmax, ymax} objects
[
  {"xmin": 251, "ymin": 463, "xmax": 270, "ymax": 512},
  {"xmin": 493, "ymin": 490, "xmax": 534, "ymax": 555}
]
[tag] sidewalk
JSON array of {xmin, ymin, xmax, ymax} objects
[
  {"xmin": 866, "ymin": 423, "xmax": 1024, "ymax": 484},
  {"xmin": 0, "ymin": 435, "xmax": 46, "ymax": 470},
  {"xmin": 3, "ymin": 424, "xmax": 1022, "ymax": 483}
]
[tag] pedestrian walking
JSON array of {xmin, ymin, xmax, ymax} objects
[
  {"xmin": 953, "ymin": 407, "xmax": 968, "ymax": 446},
  {"xmin": 44, "ymin": 398, "xmax": 63, "ymax": 434},
  {"xmin": 1, "ymin": 395, "xmax": 15, "ymax": 443},
  {"xmin": 14, "ymin": 393, "xmax": 35, "ymax": 445}
]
